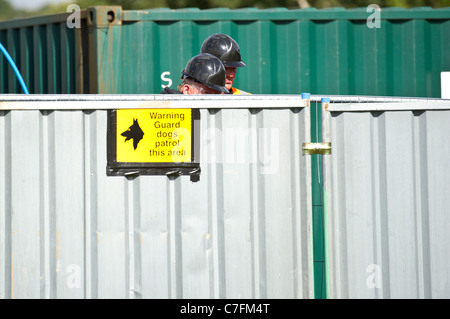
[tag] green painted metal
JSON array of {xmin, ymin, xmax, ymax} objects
[
  {"xmin": 310, "ymin": 101, "xmax": 328, "ymax": 299},
  {"xmin": 0, "ymin": 11, "xmax": 87, "ymax": 94},
  {"xmin": 1, "ymin": 6, "xmax": 449, "ymax": 96}
]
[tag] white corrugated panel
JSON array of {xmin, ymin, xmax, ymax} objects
[
  {"xmin": 0, "ymin": 95, "xmax": 313, "ymax": 299},
  {"xmin": 322, "ymin": 101, "xmax": 450, "ymax": 298}
]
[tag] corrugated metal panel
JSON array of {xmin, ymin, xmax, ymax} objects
[
  {"xmin": 0, "ymin": 11, "xmax": 88, "ymax": 94},
  {"xmin": 0, "ymin": 94, "xmax": 313, "ymax": 299},
  {"xmin": 1, "ymin": 7, "xmax": 449, "ymax": 97},
  {"xmin": 322, "ymin": 100, "xmax": 450, "ymax": 298}
]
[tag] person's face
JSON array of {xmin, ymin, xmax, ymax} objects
[
  {"xmin": 181, "ymin": 82, "xmax": 222, "ymax": 94},
  {"xmin": 225, "ymin": 67, "xmax": 237, "ymax": 90}
]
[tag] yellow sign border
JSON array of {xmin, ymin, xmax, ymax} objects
[{"xmin": 116, "ymin": 108, "xmax": 192, "ymax": 163}]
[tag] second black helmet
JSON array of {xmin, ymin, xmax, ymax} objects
[
  {"xmin": 200, "ymin": 33, "xmax": 246, "ymax": 68},
  {"xmin": 182, "ymin": 53, "xmax": 229, "ymax": 93}
]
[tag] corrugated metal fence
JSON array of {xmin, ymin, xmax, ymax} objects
[
  {"xmin": 2, "ymin": 94, "xmax": 450, "ymax": 299},
  {"xmin": 320, "ymin": 97, "xmax": 450, "ymax": 298},
  {"xmin": 0, "ymin": 94, "xmax": 313, "ymax": 299}
]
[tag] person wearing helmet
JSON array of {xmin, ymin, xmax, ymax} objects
[
  {"xmin": 161, "ymin": 53, "xmax": 229, "ymax": 94},
  {"xmin": 200, "ymin": 33, "xmax": 250, "ymax": 95}
]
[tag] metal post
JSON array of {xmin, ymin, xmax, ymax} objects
[{"xmin": 320, "ymin": 97, "xmax": 331, "ymax": 299}]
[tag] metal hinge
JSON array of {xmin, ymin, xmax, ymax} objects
[{"xmin": 302, "ymin": 142, "xmax": 331, "ymax": 155}]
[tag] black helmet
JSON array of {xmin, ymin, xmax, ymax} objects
[
  {"xmin": 200, "ymin": 33, "xmax": 246, "ymax": 68},
  {"xmin": 182, "ymin": 53, "xmax": 229, "ymax": 93}
]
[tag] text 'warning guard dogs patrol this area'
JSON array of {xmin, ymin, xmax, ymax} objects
[{"xmin": 107, "ymin": 108, "xmax": 200, "ymax": 181}]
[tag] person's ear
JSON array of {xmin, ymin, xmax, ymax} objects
[{"xmin": 180, "ymin": 84, "xmax": 192, "ymax": 94}]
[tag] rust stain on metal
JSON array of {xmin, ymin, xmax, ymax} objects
[
  {"xmin": 0, "ymin": 102, "xmax": 26, "ymax": 110},
  {"xmin": 56, "ymin": 231, "xmax": 61, "ymax": 259}
]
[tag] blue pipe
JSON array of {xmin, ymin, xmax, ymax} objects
[{"xmin": 0, "ymin": 42, "xmax": 29, "ymax": 94}]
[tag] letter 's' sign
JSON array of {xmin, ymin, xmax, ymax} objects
[{"xmin": 107, "ymin": 108, "xmax": 200, "ymax": 181}]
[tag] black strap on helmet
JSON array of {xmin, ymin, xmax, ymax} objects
[{"xmin": 200, "ymin": 33, "xmax": 246, "ymax": 68}]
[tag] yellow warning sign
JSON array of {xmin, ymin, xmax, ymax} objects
[{"xmin": 116, "ymin": 109, "xmax": 192, "ymax": 163}]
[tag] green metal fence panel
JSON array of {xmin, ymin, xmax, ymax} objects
[
  {"xmin": 310, "ymin": 99, "xmax": 327, "ymax": 299},
  {"xmin": 1, "ymin": 7, "xmax": 449, "ymax": 96},
  {"xmin": 0, "ymin": 11, "xmax": 88, "ymax": 94}
]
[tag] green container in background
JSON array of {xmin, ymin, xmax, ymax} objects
[{"xmin": 1, "ymin": 6, "xmax": 449, "ymax": 96}]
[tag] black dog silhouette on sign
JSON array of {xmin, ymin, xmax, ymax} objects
[{"xmin": 121, "ymin": 118, "xmax": 144, "ymax": 150}]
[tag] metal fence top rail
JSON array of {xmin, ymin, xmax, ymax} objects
[
  {"xmin": 326, "ymin": 102, "xmax": 450, "ymax": 112},
  {"xmin": 1, "ymin": 94, "xmax": 450, "ymax": 111},
  {"xmin": 310, "ymin": 94, "xmax": 450, "ymax": 103},
  {"xmin": 311, "ymin": 95, "xmax": 450, "ymax": 111},
  {"xmin": 0, "ymin": 94, "xmax": 307, "ymax": 110}
]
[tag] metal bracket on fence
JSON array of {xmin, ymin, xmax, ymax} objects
[{"xmin": 302, "ymin": 142, "xmax": 331, "ymax": 155}]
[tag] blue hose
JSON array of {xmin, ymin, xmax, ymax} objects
[{"xmin": 0, "ymin": 42, "xmax": 29, "ymax": 94}]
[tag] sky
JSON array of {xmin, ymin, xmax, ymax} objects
[{"xmin": 7, "ymin": 0, "xmax": 72, "ymax": 10}]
